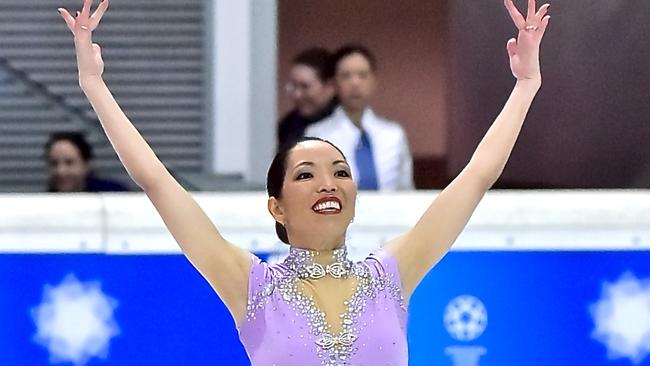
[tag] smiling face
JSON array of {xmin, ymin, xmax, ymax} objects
[
  {"xmin": 47, "ymin": 140, "xmax": 90, "ymax": 192},
  {"xmin": 287, "ymin": 64, "xmax": 335, "ymax": 118},
  {"xmin": 268, "ymin": 140, "xmax": 357, "ymax": 250}
]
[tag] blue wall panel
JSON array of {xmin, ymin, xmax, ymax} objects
[{"xmin": 1, "ymin": 251, "xmax": 649, "ymax": 365}]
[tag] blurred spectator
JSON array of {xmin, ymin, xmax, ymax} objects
[
  {"xmin": 277, "ymin": 47, "xmax": 338, "ymax": 149},
  {"xmin": 305, "ymin": 44, "xmax": 413, "ymax": 190},
  {"xmin": 44, "ymin": 131, "xmax": 129, "ymax": 192}
]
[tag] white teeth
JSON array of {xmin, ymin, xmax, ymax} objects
[{"xmin": 314, "ymin": 200, "xmax": 341, "ymax": 212}]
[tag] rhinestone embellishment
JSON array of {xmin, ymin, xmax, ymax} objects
[
  {"xmin": 246, "ymin": 247, "xmax": 406, "ymax": 366},
  {"xmin": 286, "ymin": 246, "xmax": 353, "ymax": 280},
  {"xmin": 301, "ymin": 262, "xmax": 351, "ymax": 279},
  {"xmin": 316, "ymin": 332, "xmax": 358, "ymax": 349}
]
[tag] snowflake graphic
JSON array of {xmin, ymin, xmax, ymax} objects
[
  {"xmin": 590, "ymin": 272, "xmax": 650, "ymax": 365},
  {"xmin": 31, "ymin": 274, "xmax": 119, "ymax": 366}
]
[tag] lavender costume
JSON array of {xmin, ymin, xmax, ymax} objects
[{"xmin": 238, "ymin": 247, "xmax": 408, "ymax": 365}]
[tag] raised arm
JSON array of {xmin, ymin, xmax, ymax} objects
[
  {"xmin": 58, "ymin": 0, "xmax": 252, "ymax": 323},
  {"xmin": 385, "ymin": 0, "xmax": 551, "ymax": 301}
]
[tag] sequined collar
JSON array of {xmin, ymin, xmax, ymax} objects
[{"xmin": 284, "ymin": 246, "xmax": 353, "ymax": 279}]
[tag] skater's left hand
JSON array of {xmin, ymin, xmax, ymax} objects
[{"xmin": 504, "ymin": 0, "xmax": 551, "ymax": 81}]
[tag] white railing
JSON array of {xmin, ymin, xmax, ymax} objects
[{"xmin": 1, "ymin": 190, "xmax": 648, "ymax": 255}]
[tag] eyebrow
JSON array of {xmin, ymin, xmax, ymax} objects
[{"xmin": 292, "ymin": 160, "xmax": 349, "ymax": 170}]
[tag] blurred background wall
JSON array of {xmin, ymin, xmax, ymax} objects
[
  {"xmin": 0, "ymin": 0, "xmax": 648, "ymax": 191},
  {"xmin": 278, "ymin": 0, "xmax": 449, "ymax": 159},
  {"xmin": 445, "ymin": 0, "xmax": 650, "ymax": 188},
  {"xmin": 278, "ymin": 0, "xmax": 650, "ymax": 188}
]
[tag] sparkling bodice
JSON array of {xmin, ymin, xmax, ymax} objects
[{"xmin": 238, "ymin": 247, "xmax": 408, "ymax": 366}]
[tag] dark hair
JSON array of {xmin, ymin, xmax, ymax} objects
[
  {"xmin": 292, "ymin": 47, "xmax": 334, "ymax": 81},
  {"xmin": 44, "ymin": 131, "xmax": 93, "ymax": 162},
  {"xmin": 328, "ymin": 43, "xmax": 378, "ymax": 79},
  {"xmin": 267, "ymin": 137, "xmax": 347, "ymax": 244}
]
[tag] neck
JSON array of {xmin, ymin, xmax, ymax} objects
[
  {"xmin": 287, "ymin": 231, "xmax": 346, "ymax": 253},
  {"xmin": 289, "ymin": 245, "xmax": 345, "ymax": 265},
  {"xmin": 311, "ymin": 247, "xmax": 344, "ymax": 265},
  {"xmin": 342, "ymin": 106, "xmax": 364, "ymax": 128}
]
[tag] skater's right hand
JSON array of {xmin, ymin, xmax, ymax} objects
[{"xmin": 58, "ymin": 0, "xmax": 110, "ymax": 85}]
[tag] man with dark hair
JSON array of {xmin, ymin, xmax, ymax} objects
[
  {"xmin": 305, "ymin": 44, "xmax": 414, "ymax": 191},
  {"xmin": 277, "ymin": 47, "xmax": 338, "ymax": 149}
]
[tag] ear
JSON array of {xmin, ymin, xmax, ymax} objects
[{"xmin": 267, "ymin": 196, "xmax": 285, "ymax": 224}]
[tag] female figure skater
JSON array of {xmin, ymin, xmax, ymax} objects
[{"xmin": 58, "ymin": 0, "xmax": 550, "ymax": 364}]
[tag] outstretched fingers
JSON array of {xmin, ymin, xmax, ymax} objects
[
  {"xmin": 89, "ymin": 0, "xmax": 109, "ymax": 30},
  {"xmin": 538, "ymin": 15, "xmax": 551, "ymax": 36},
  {"xmin": 536, "ymin": 3, "xmax": 550, "ymax": 19},
  {"xmin": 506, "ymin": 0, "xmax": 551, "ymax": 33},
  {"xmin": 504, "ymin": 0, "xmax": 526, "ymax": 30},
  {"xmin": 58, "ymin": 8, "xmax": 76, "ymax": 34},
  {"xmin": 58, "ymin": 0, "xmax": 106, "ymax": 81},
  {"xmin": 58, "ymin": 0, "xmax": 109, "ymax": 38},
  {"xmin": 527, "ymin": 0, "xmax": 537, "ymax": 19},
  {"xmin": 80, "ymin": 0, "xmax": 92, "ymax": 20}
]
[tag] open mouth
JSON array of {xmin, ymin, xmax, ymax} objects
[{"xmin": 312, "ymin": 197, "xmax": 342, "ymax": 214}]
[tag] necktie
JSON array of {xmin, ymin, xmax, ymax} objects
[{"xmin": 355, "ymin": 130, "xmax": 378, "ymax": 190}]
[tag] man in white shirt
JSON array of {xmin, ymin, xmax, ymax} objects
[{"xmin": 305, "ymin": 44, "xmax": 414, "ymax": 191}]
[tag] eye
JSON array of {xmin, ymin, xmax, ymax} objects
[
  {"xmin": 296, "ymin": 172, "xmax": 313, "ymax": 180},
  {"xmin": 338, "ymin": 71, "xmax": 351, "ymax": 81},
  {"xmin": 335, "ymin": 170, "xmax": 350, "ymax": 178}
]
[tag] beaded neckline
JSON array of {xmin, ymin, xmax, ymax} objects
[
  {"xmin": 246, "ymin": 248, "xmax": 407, "ymax": 366},
  {"xmin": 283, "ymin": 246, "xmax": 353, "ymax": 279}
]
